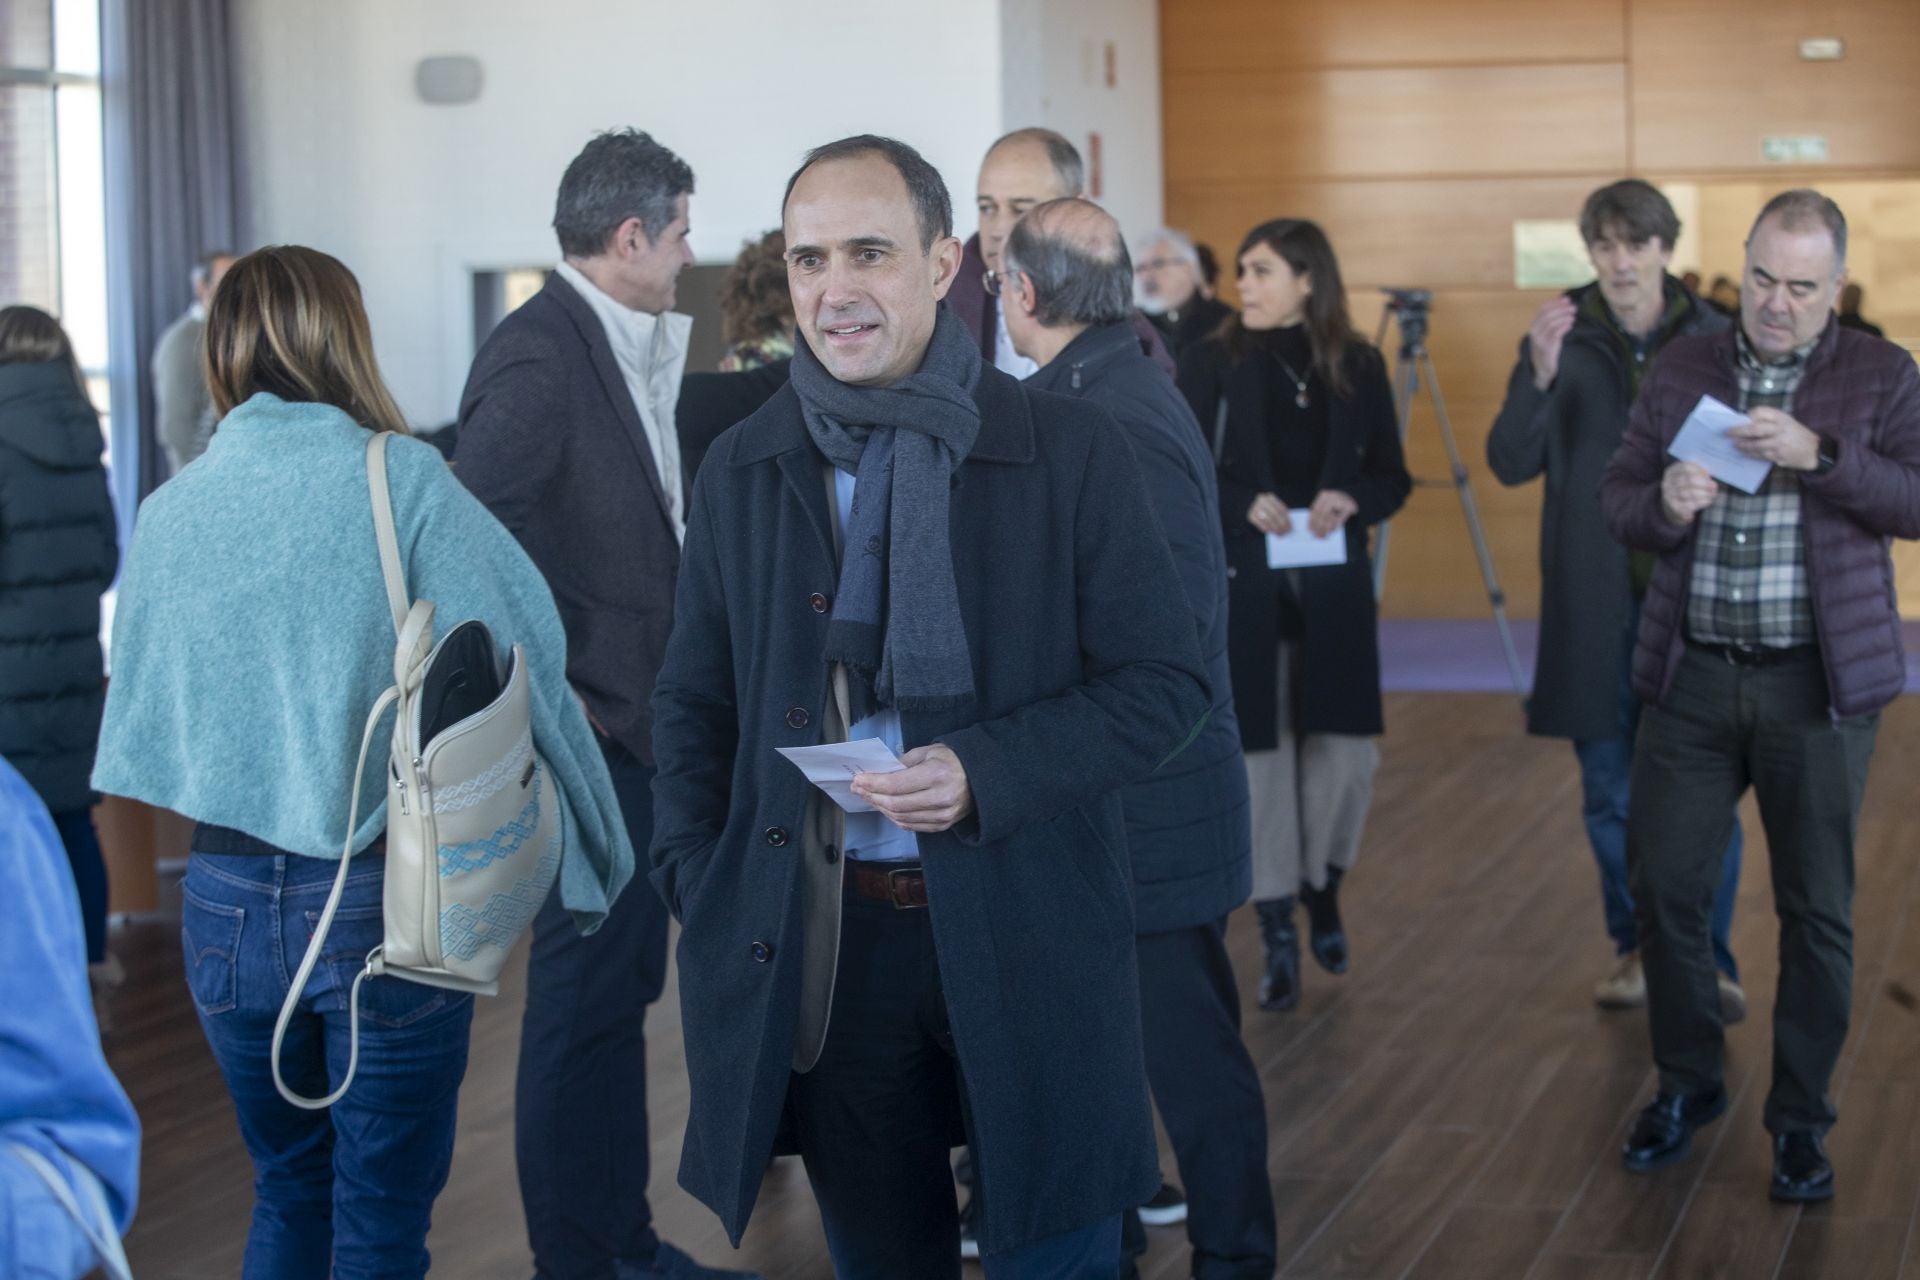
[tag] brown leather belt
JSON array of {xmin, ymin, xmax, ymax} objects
[{"xmin": 847, "ymin": 861, "xmax": 929, "ymax": 909}]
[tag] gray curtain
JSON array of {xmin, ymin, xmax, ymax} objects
[{"xmin": 101, "ymin": 0, "xmax": 242, "ymax": 513}]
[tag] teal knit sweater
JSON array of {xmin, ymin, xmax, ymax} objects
[{"xmin": 93, "ymin": 393, "xmax": 632, "ymax": 927}]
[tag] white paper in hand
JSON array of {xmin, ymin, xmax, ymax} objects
[
  {"xmin": 775, "ymin": 738, "xmax": 906, "ymax": 814},
  {"xmin": 1266, "ymin": 511, "xmax": 1348, "ymax": 569},
  {"xmin": 1668, "ymin": 394, "xmax": 1773, "ymax": 495}
]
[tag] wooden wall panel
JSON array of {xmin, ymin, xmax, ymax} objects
[
  {"xmin": 1629, "ymin": 0, "xmax": 1920, "ymax": 173},
  {"xmin": 1161, "ymin": 0, "xmax": 1626, "ymax": 72},
  {"xmin": 1163, "ymin": 65, "xmax": 1629, "ymax": 183},
  {"xmin": 1162, "ymin": 0, "xmax": 1920, "ymax": 619},
  {"xmin": 1165, "ymin": 177, "xmax": 1604, "ymax": 291}
]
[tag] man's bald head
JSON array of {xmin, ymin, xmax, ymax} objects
[
  {"xmin": 975, "ymin": 128, "xmax": 1084, "ymax": 272},
  {"xmin": 1003, "ymin": 197, "xmax": 1132, "ymax": 329}
]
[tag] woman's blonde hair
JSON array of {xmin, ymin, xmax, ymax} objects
[
  {"xmin": 0, "ymin": 305, "xmax": 91, "ymax": 404},
  {"xmin": 204, "ymin": 245, "xmax": 409, "ymax": 435}
]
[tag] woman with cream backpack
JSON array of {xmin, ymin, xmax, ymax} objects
[{"xmin": 93, "ymin": 245, "xmax": 632, "ymax": 1280}]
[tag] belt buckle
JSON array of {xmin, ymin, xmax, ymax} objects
[{"xmin": 885, "ymin": 866, "xmax": 924, "ymax": 910}]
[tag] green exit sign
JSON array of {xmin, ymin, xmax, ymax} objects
[{"xmin": 1762, "ymin": 135, "xmax": 1829, "ymax": 163}]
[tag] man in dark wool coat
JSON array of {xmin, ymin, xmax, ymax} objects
[{"xmin": 649, "ymin": 134, "xmax": 1212, "ymax": 1279}]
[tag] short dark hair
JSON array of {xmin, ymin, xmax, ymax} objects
[
  {"xmin": 1579, "ymin": 179, "xmax": 1680, "ymax": 250},
  {"xmin": 782, "ymin": 134, "xmax": 952, "ymax": 251},
  {"xmin": 1003, "ymin": 200, "xmax": 1132, "ymax": 328},
  {"xmin": 553, "ymin": 129, "xmax": 695, "ymax": 258},
  {"xmin": 1750, "ymin": 188, "xmax": 1848, "ymax": 266},
  {"xmin": 987, "ymin": 127, "xmax": 1085, "ymax": 197}
]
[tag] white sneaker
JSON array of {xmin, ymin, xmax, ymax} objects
[{"xmin": 1594, "ymin": 951, "xmax": 1647, "ymax": 1009}]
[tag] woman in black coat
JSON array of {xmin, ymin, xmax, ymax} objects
[
  {"xmin": 0, "ymin": 307, "xmax": 119, "ymax": 967},
  {"xmin": 1177, "ymin": 219, "xmax": 1410, "ymax": 1012}
]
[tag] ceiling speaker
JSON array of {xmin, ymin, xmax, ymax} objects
[{"xmin": 415, "ymin": 56, "xmax": 483, "ymax": 106}]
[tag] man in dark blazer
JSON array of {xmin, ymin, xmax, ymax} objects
[
  {"xmin": 1487, "ymin": 179, "xmax": 1745, "ymax": 1023},
  {"xmin": 948, "ymin": 127, "xmax": 1173, "ymax": 378},
  {"xmin": 650, "ymin": 135, "xmax": 1211, "ymax": 1278},
  {"xmin": 456, "ymin": 129, "xmax": 753, "ymax": 1280},
  {"xmin": 1006, "ymin": 198, "xmax": 1273, "ymax": 1280}
]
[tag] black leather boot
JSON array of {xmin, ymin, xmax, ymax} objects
[
  {"xmin": 1255, "ymin": 897, "xmax": 1301, "ymax": 1011},
  {"xmin": 1300, "ymin": 866, "xmax": 1350, "ymax": 974}
]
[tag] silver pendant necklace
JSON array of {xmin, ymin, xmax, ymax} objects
[{"xmin": 1276, "ymin": 355, "xmax": 1310, "ymax": 409}]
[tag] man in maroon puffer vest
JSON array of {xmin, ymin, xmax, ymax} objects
[{"xmin": 1600, "ymin": 188, "xmax": 1920, "ymax": 1205}]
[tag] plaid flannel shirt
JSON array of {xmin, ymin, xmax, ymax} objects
[{"xmin": 1684, "ymin": 327, "xmax": 1819, "ymax": 648}]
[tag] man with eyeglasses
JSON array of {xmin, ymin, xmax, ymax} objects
[
  {"xmin": 946, "ymin": 127, "xmax": 1172, "ymax": 379},
  {"xmin": 1133, "ymin": 227, "xmax": 1233, "ymax": 359}
]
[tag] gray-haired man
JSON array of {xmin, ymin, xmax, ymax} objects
[
  {"xmin": 1602, "ymin": 189, "xmax": 1920, "ymax": 1203},
  {"xmin": 456, "ymin": 129, "xmax": 755, "ymax": 1280},
  {"xmin": 151, "ymin": 249, "xmax": 235, "ymax": 472},
  {"xmin": 1132, "ymin": 226, "xmax": 1232, "ymax": 359},
  {"xmin": 1003, "ymin": 198, "xmax": 1272, "ymax": 1280}
]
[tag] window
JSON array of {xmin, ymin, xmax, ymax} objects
[{"xmin": 1, "ymin": 0, "xmax": 110, "ymax": 451}]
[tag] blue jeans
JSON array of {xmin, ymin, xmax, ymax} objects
[
  {"xmin": 181, "ymin": 852, "xmax": 474, "ymax": 1280},
  {"xmin": 1573, "ymin": 608, "xmax": 1741, "ymax": 981}
]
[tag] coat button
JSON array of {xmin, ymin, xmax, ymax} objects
[
  {"xmin": 786, "ymin": 706, "xmax": 810, "ymax": 729},
  {"xmin": 765, "ymin": 826, "xmax": 789, "ymax": 847},
  {"xmin": 751, "ymin": 941, "xmax": 772, "ymax": 963},
  {"xmin": 810, "ymin": 592, "xmax": 830, "ymax": 613},
  {"xmin": 823, "ymin": 843, "xmax": 839, "ymax": 864},
  {"xmin": 865, "ymin": 534, "xmax": 882, "ymax": 554}
]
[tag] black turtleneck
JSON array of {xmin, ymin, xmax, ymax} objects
[{"xmin": 1248, "ymin": 325, "xmax": 1333, "ymax": 508}]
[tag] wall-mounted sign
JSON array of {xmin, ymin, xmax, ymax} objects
[
  {"xmin": 1798, "ymin": 38, "xmax": 1844, "ymax": 60},
  {"xmin": 1763, "ymin": 135, "xmax": 1829, "ymax": 163},
  {"xmin": 1513, "ymin": 220, "xmax": 1596, "ymax": 289}
]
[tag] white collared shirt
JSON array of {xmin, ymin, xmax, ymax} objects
[
  {"xmin": 994, "ymin": 296, "xmax": 1039, "ymax": 380},
  {"xmin": 554, "ymin": 260, "xmax": 691, "ymax": 542}
]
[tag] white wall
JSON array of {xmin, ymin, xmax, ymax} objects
[
  {"xmin": 998, "ymin": 0, "xmax": 1163, "ymax": 251},
  {"xmin": 231, "ymin": 0, "xmax": 1006, "ymax": 423},
  {"xmin": 232, "ymin": 0, "xmax": 1162, "ymax": 425}
]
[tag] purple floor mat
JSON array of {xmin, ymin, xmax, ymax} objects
[{"xmin": 1380, "ymin": 619, "xmax": 1920, "ymax": 695}]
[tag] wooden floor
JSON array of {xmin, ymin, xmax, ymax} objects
[{"xmin": 106, "ymin": 692, "xmax": 1920, "ymax": 1280}]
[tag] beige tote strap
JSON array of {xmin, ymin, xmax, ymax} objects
[{"xmin": 366, "ymin": 432, "xmax": 409, "ymax": 636}]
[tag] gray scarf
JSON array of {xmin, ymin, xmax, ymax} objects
[{"xmin": 791, "ymin": 304, "xmax": 984, "ymax": 712}]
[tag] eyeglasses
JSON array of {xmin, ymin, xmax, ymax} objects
[{"xmin": 1135, "ymin": 257, "xmax": 1184, "ymax": 274}]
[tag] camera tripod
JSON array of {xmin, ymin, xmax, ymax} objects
[{"xmin": 1372, "ymin": 287, "xmax": 1527, "ymax": 698}]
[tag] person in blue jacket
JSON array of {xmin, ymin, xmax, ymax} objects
[{"xmin": 0, "ymin": 756, "xmax": 140, "ymax": 1279}]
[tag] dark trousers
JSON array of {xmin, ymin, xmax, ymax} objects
[
  {"xmin": 1628, "ymin": 645, "xmax": 1878, "ymax": 1135},
  {"xmin": 787, "ymin": 890, "xmax": 1123, "ymax": 1280},
  {"xmin": 1122, "ymin": 919, "xmax": 1276, "ymax": 1280},
  {"xmin": 51, "ymin": 808, "xmax": 108, "ymax": 964},
  {"xmin": 1573, "ymin": 602, "xmax": 1742, "ymax": 978},
  {"xmin": 516, "ymin": 739, "xmax": 672, "ymax": 1278}
]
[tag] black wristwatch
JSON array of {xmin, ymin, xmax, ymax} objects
[{"xmin": 1815, "ymin": 434, "xmax": 1841, "ymax": 475}]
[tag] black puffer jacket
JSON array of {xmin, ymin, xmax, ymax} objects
[{"xmin": 0, "ymin": 361, "xmax": 119, "ymax": 813}]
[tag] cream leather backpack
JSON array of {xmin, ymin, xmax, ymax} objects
[{"xmin": 271, "ymin": 432, "xmax": 562, "ymax": 1109}]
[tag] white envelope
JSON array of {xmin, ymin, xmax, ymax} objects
[
  {"xmin": 775, "ymin": 737, "xmax": 906, "ymax": 814},
  {"xmin": 1668, "ymin": 394, "xmax": 1773, "ymax": 495},
  {"xmin": 1266, "ymin": 511, "xmax": 1348, "ymax": 569}
]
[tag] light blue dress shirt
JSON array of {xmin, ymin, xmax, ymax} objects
[{"xmin": 833, "ymin": 467, "xmax": 919, "ymax": 863}]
